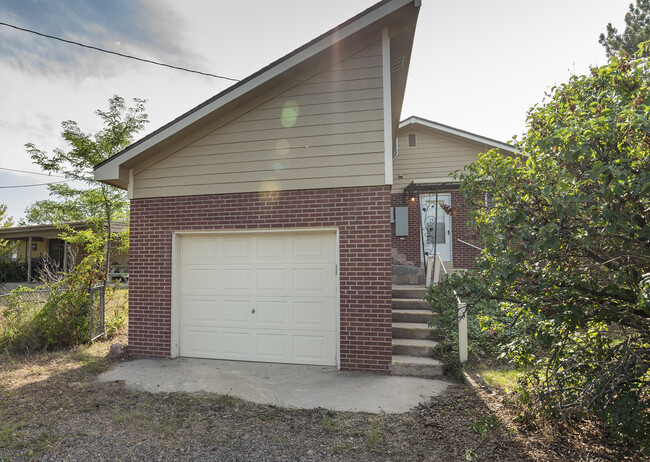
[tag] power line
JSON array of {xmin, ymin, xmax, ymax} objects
[
  {"xmin": 0, "ymin": 166, "xmax": 66, "ymax": 178},
  {"xmin": 0, "ymin": 21, "xmax": 240, "ymax": 82},
  {"xmin": 0, "ymin": 180, "xmax": 69, "ymax": 189}
]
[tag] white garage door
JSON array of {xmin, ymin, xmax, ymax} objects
[{"xmin": 177, "ymin": 231, "xmax": 337, "ymax": 366}]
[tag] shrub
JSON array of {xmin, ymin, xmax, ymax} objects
[{"xmin": 0, "ymin": 255, "xmax": 103, "ymax": 352}]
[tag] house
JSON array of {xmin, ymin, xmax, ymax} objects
[
  {"xmin": 0, "ymin": 222, "xmax": 128, "ymax": 284},
  {"xmin": 392, "ymin": 116, "xmax": 515, "ymax": 272},
  {"xmin": 94, "ymin": 0, "xmax": 420, "ymax": 373}
]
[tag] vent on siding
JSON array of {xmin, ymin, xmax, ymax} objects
[
  {"xmin": 408, "ymin": 133, "xmax": 416, "ymax": 147},
  {"xmin": 392, "ymin": 56, "xmax": 404, "ymax": 72}
]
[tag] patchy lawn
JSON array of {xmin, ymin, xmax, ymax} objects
[{"xmin": 0, "ymin": 328, "xmax": 645, "ymax": 460}]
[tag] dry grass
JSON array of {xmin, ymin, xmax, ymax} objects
[{"xmin": 0, "ymin": 289, "xmax": 646, "ymax": 460}]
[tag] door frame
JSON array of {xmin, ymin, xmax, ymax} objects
[
  {"xmin": 419, "ymin": 193, "xmax": 452, "ymax": 263},
  {"xmin": 170, "ymin": 227, "xmax": 341, "ymax": 368}
]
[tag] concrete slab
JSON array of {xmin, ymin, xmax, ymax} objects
[{"xmin": 98, "ymin": 358, "xmax": 453, "ymax": 414}]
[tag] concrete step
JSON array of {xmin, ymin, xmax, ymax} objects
[
  {"xmin": 392, "ymin": 309, "xmax": 434, "ymax": 323},
  {"xmin": 392, "ymin": 298, "xmax": 430, "ymax": 310},
  {"xmin": 392, "ymin": 322, "xmax": 438, "ymax": 340},
  {"xmin": 391, "ymin": 355, "xmax": 444, "ymax": 377},
  {"xmin": 392, "ymin": 286, "xmax": 427, "ymax": 299},
  {"xmin": 392, "ymin": 338, "xmax": 438, "ymax": 357}
]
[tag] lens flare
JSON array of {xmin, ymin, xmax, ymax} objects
[{"xmin": 281, "ymin": 100, "xmax": 299, "ymax": 127}]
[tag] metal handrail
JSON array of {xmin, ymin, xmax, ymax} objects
[
  {"xmin": 456, "ymin": 239, "xmax": 484, "ymax": 251},
  {"xmin": 426, "ymin": 254, "xmax": 468, "ymax": 363}
]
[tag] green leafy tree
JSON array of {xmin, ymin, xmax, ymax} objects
[
  {"xmin": 26, "ymin": 96, "xmax": 148, "ymax": 285},
  {"xmin": 0, "ymin": 203, "xmax": 15, "ymax": 257},
  {"xmin": 433, "ymin": 55, "xmax": 650, "ymax": 443},
  {"xmin": 599, "ymin": 0, "xmax": 650, "ymax": 57}
]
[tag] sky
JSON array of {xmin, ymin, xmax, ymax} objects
[{"xmin": 0, "ymin": 0, "xmax": 631, "ymax": 222}]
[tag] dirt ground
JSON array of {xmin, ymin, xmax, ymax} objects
[{"xmin": 0, "ymin": 329, "xmax": 646, "ymax": 461}]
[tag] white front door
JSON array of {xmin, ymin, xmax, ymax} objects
[
  {"xmin": 420, "ymin": 194, "xmax": 452, "ymax": 262},
  {"xmin": 177, "ymin": 231, "xmax": 338, "ymax": 366}
]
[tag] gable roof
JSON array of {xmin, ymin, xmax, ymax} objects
[
  {"xmin": 399, "ymin": 116, "xmax": 515, "ymax": 154},
  {"xmin": 95, "ymin": 0, "xmax": 421, "ymax": 189}
]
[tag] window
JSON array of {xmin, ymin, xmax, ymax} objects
[{"xmin": 408, "ymin": 133, "xmax": 416, "ymax": 147}]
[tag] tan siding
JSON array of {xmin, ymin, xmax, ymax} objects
[
  {"xmin": 133, "ymin": 41, "xmax": 385, "ymax": 198},
  {"xmin": 392, "ymin": 128, "xmax": 485, "ymax": 192}
]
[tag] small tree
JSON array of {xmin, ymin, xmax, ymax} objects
[
  {"xmin": 26, "ymin": 96, "xmax": 148, "ymax": 286},
  {"xmin": 433, "ymin": 55, "xmax": 649, "ymax": 443},
  {"xmin": 600, "ymin": 0, "xmax": 650, "ymax": 57},
  {"xmin": 0, "ymin": 203, "xmax": 15, "ymax": 257}
]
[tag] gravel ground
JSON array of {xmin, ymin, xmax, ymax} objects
[{"xmin": 0, "ymin": 333, "xmax": 645, "ymax": 461}]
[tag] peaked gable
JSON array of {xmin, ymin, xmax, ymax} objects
[{"xmin": 94, "ymin": 0, "xmax": 420, "ymax": 195}]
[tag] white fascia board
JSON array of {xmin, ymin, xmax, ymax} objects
[
  {"xmin": 399, "ymin": 116, "xmax": 515, "ymax": 153},
  {"xmin": 382, "ymin": 27, "xmax": 393, "ymax": 185},
  {"xmin": 96, "ymin": 0, "xmax": 415, "ymax": 179}
]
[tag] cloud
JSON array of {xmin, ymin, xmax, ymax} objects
[{"xmin": 0, "ymin": 0, "xmax": 203, "ymax": 78}]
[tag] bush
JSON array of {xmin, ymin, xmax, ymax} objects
[
  {"xmin": 0, "ymin": 260, "xmax": 27, "ymax": 283},
  {"xmin": 425, "ymin": 271, "xmax": 531, "ymax": 377},
  {"xmin": 0, "ymin": 255, "xmax": 103, "ymax": 352}
]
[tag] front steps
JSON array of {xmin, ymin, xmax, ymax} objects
[{"xmin": 390, "ymin": 285, "xmax": 443, "ymax": 378}]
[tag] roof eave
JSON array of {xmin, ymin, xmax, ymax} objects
[{"xmin": 399, "ymin": 116, "xmax": 516, "ymax": 154}]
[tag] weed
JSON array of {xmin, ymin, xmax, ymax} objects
[
  {"xmin": 467, "ymin": 414, "xmax": 499, "ymax": 438},
  {"xmin": 365, "ymin": 417, "xmax": 385, "ymax": 452},
  {"xmin": 0, "ymin": 426, "xmax": 17, "ymax": 448},
  {"xmin": 331, "ymin": 438, "xmax": 349, "ymax": 455}
]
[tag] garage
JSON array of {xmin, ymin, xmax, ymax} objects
[{"xmin": 175, "ymin": 230, "xmax": 338, "ymax": 366}]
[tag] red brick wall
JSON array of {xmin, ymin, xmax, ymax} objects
[
  {"xmin": 448, "ymin": 190, "xmax": 481, "ymax": 269},
  {"xmin": 390, "ymin": 189, "xmax": 480, "ymax": 269},
  {"xmin": 128, "ymin": 186, "xmax": 393, "ymax": 373}
]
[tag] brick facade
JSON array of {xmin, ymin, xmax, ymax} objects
[
  {"xmin": 390, "ymin": 188, "xmax": 480, "ymax": 269},
  {"xmin": 129, "ymin": 186, "xmax": 393, "ymax": 373}
]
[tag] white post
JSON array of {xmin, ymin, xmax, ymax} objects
[
  {"xmin": 425, "ymin": 255, "xmax": 433, "ymax": 286},
  {"xmin": 458, "ymin": 302, "xmax": 468, "ymax": 363},
  {"xmin": 433, "ymin": 254, "xmax": 441, "ymax": 284}
]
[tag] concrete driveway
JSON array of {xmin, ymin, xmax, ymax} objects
[{"xmin": 98, "ymin": 358, "xmax": 452, "ymax": 414}]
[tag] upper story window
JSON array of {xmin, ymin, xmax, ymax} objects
[{"xmin": 408, "ymin": 133, "xmax": 416, "ymax": 147}]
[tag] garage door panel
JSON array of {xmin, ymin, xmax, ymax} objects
[
  {"xmin": 293, "ymin": 300, "xmax": 334, "ymax": 329},
  {"xmin": 220, "ymin": 236, "xmax": 252, "ymax": 262},
  {"xmin": 180, "ymin": 297, "xmax": 219, "ymax": 324},
  {"xmin": 293, "ymin": 334, "xmax": 331, "ymax": 362},
  {"xmin": 178, "ymin": 231, "xmax": 337, "ymax": 366},
  {"xmin": 221, "ymin": 299, "xmax": 254, "ymax": 325},
  {"xmin": 180, "ymin": 267, "xmax": 218, "ymax": 293},
  {"xmin": 256, "ymin": 268, "xmax": 288, "ymax": 291},
  {"xmin": 256, "ymin": 235, "xmax": 290, "ymax": 260},
  {"xmin": 255, "ymin": 333, "xmax": 289, "ymax": 359},
  {"xmin": 219, "ymin": 331, "xmax": 253, "ymax": 357},
  {"xmin": 180, "ymin": 328, "xmax": 218, "ymax": 357},
  {"xmin": 222, "ymin": 268, "xmax": 251, "ymax": 290},
  {"xmin": 180, "ymin": 236, "xmax": 217, "ymax": 264},
  {"xmin": 256, "ymin": 300, "xmax": 290, "ymax": 326},
  {"xmin": 293, "ymin": 235, "xmax": 335, "ymax": 262}
]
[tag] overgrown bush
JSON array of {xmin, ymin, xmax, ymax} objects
[
  {"xmin": 436, "ymin": 53, "xmax": 650, "ymax": 446},
  {"xmin": 425, "ymin": 271, "xmax": 532, "ymax": 377},
  {"xmin": 0, "ymin": 260, "xmax": 27, "ymax": 283},
  {"xmin": 0, "ymin": 255, "xmax": 103, "ymax": 352}
]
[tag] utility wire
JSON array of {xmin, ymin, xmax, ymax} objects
[
  {"xmin": 0, "ymin": 21, "xmax": 240, "ymax": 82},
  {"xmin": 0, "ymin": 180, "xmax": 69, "ymax": 189},
  {"xmin": 0, "ymin": 166, "xmax": 66, "ymax": 178}
]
